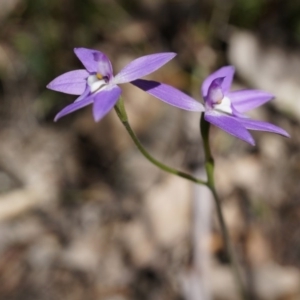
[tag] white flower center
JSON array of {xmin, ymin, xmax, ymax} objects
[
  {"xmin": 87, "ymin": 73, "xmax": 107, "ymax": 93},
  {"xmin": 213, "ymin": 96, "xmax": 232, "ymax": 114}
]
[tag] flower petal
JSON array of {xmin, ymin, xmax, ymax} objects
[
  {"xmin": 74, "ymin": 48, "xmax": 113, "ymax": 77},
  {"xmin": 237, "ymin": 118, "xmax": 290, "ymax": 137},
  {"xmin": 201, "ymin": 66, "xmax": 235, "ymax": 97},
  {"xmin": 114, "ymin": 53, "xmax": 176, "ymax": 84},
  {"xmin": 93, "ymin": 85, "xmax": 121, "ymax": 122},
  {"xmin": 131, "ymin": 79, "xmax": 204, "ymax": 111},
  {"xmin": 47, "ymin": 70, "xmax": 89, "ymax": 95},
  {"xmin": 228, "ymin": 90, "xmax": 274, "ymax": 113},
  {"xmin": 74, "ymin": 85, "xmax": 90, "ymax": 102},
  {"xmin": 54, "ymin": 93, "xmax": 95, "ymax": 121},
  {"xmin": 205, "ymin": 112, "xmax": 255, "ymax": 145}
]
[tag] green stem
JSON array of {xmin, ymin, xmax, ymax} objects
[
  {"xmin": 200, "ymin": 113, "xmax": 248, "ymax": 299},
  {"xmin": 114, "ymin": 98, "xmax": 247, "ymax": 298},
  {"xmin": 114, "ymin": 99, "xmax": 206, "ymax": 186}
]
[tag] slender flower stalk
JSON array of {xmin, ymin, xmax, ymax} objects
[
  {"xmin": 114, "ymin": 98, "xmax": 206, "ymax": 186},
  {"xmin": 200, "ymin": 113, "xmax": 248, "ymax": 299}
]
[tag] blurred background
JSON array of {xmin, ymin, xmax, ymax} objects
[{"xmin": 0, "ymin": 0, "xmax": 299, "ymax": 299}]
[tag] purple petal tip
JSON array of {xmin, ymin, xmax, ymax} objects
[
  {"xmin": 54, "ymin": 115, "xmax": 60, "ymax": 122},
  {"xmin": 168, "ymin": 52, "xmax": 177, "ymax": 57}
]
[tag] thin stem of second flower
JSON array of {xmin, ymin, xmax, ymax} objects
[{"xmin": 200, "ymin": 113, "xmax": 249, "ymax": 299}]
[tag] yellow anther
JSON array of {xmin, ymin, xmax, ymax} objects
[{"xmin": 96, "ymin": 73, "xmax": 103, "ymax": 80}]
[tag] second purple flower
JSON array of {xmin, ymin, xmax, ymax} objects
[{"xmin": 201, "ymin": 66, "xmax": 289, "ymax": 145}]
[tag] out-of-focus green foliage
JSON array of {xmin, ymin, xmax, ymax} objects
[
  {"xmin": 231, "ymin": 0, "xmax": 300, "ymax": 46},
  {"xmin": 231, "ymin": 0, "xmax": 265, "ymax": 27}
]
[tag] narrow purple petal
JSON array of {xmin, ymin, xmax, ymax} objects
[
  {"xmin": 54, "ymin": 93, "xmax": 95, "ymax": 121},
  {"xmin": 237, "ymin": 118, "xmax": 290, "ymax": 137},
  {"xmin": 74, "ymin": 85, "xmax": 90, "ymax": 102},
  {"xmin": 47, "ymin": 70, "xmax": 89, "ymax": 95},
  {"xmin": 93, "ymin": 85, "xmax": 121, "ymax": 122},
  {"xmin": 131, "ymin": 79, "xmax": 204, "ymax": 111},
  {"xmin": 205, "ymin": 112, "xmax": 255, "ymax": 145},
  {"xmin": 201, "ymin": 66, "xmax": 235, "ymax": 97},
  {"xmin": 74, "ymin": 48, "xmax": 113, "ymax": 77},
  {"xmin": 114, "ymin": 53, "xmax": 176, "ymax": 84},
  {"xmin": 228, "ymin": 90, "xmax": 274, "ymax": 113}
]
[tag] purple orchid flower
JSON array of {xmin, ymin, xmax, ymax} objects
[
  {"xmin": 201, "ymin": 66, "xmax": 289, "ymax": 145},
  {"xmin": 47, "ymin": 48, "xmax": 204, "ymax": 122}
]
